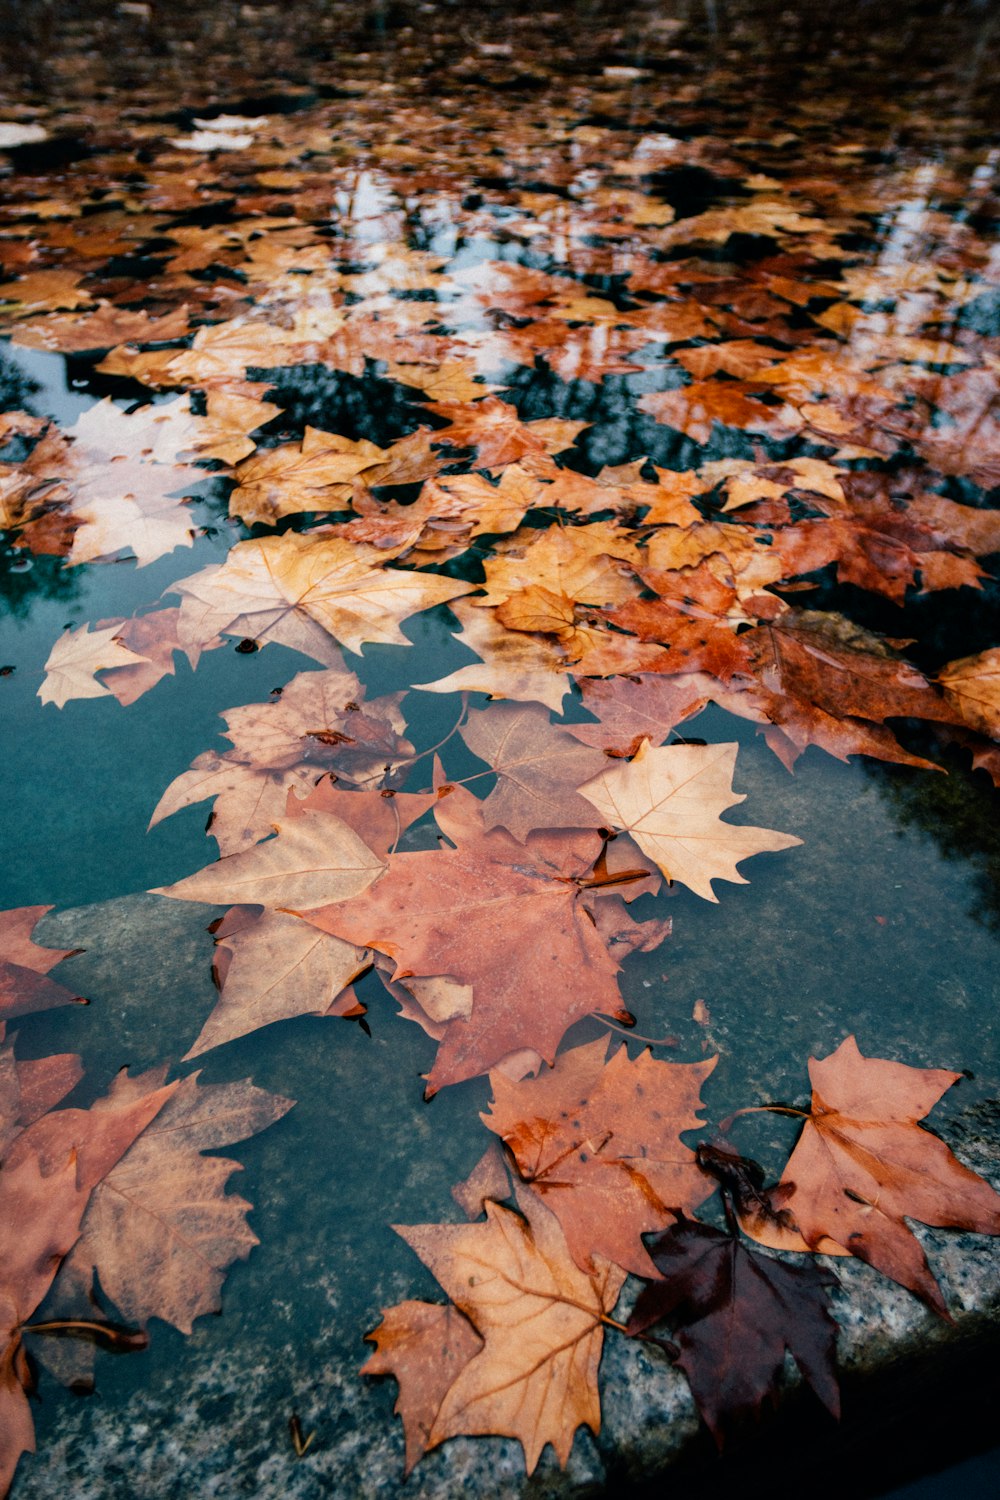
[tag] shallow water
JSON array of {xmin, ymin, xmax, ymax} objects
[{"xmin": 1, "ymin": 2, "xmax": 998, "ymax": 1496}]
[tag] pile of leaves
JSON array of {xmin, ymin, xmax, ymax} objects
[{"xmin": 0, "ymin": 0, "xmax": 998, "ymax": 1489}]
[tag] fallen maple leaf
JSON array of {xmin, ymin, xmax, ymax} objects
[
  {"xmin": 483, "ymin": 1038, "xmax": 716, "ymax": 1275},
  {"xmin": 579, "ymin": 740, "xmax": 802, "ymax": 902},
  {"xmin": 750, "ymin": 1036, "xmax": 1000, "ymax": 1316},
  {"xmin": 228, "ymin": 427, "xmax": 389, "ymax": 525},
  {"xmin": 0, "ymin": 1150, "xmax": 90, "ymax": 1497},
  {"xmin": 428, "ymin": 396, "xmax": 585, "ymax": 468},
  {"xmin": 569, "ymin": 673, "xmax": 713, "ymax": 758},
  {"xmin": 149, "ymin": 666, "xmax": 413, "ymax": 854},
  {"xmin": 153, "ymin": 804, "xmax": 386, "ymax": 910},
  {"xmin": 52, "ymin": 1071, "xmax": 293, "ymax": 1334},
  {"xmin": 38, "ymin": 624, "xmax": 152, "ymax": 710},
  {"xmin": 0, "ymin": 1064, "xmax": 180, "ymax": 1485},
  {"xmin": 627, "ymin": 1214, "xmax": 840, "ymax": 1444},
  {"xmin": 361, "ymin": 1301, "xmax": 484, "ymax": 1475},
  {"xmin": 938, "ymin": 648, "xmax": 1000, "ymax": 740},
  {"xmin": 391, "ymin": 1184, "xmax": 627, "ymax": 1472},
  {"xmin": 172, "ymin": 530, "xmax": 472, "ymax": 660},
  {"xmin": 413, "ymin": 599, "xmax": 574, "ymax": 713},
  {"xmin": 184, "ymin": 904, "xmax": 369, "ymax": 1058},
  {"xmin": 298, "ymin": 787, "xmax": 637, "ymax": 1093},
  {"xmin": 0, "ymin": 907, "xmax": 84, "ymax": 1022},
  {"xmin": 459, "ymin": 700, "xmax": 608, "ymax": 841},
  {"xmin": 474, "ymin": 520, "xmax": 639, "ymax": 611}
]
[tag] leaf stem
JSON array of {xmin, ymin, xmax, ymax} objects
[{"xmin": 598, "ymin": 1018, "xmax": 678, "ymax": 1047}]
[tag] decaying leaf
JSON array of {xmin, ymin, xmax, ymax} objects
[
  {"xmin": 627, "ymin": 1215, "xmax": 841, "ymax": 1444},
  {"xmin": 298, "ymin": 787, "xmax": 636, "ymax": 1093}
]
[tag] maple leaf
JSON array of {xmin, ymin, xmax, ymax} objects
[
  {"xmin": 149, "ymin": 667, "xmax": 413, "ymax": 854},
  {"xmin": 601, "ymin": 562, "xmax": 754, "ymax": 683},
  {"xmin": 51, "ymin": 1071, "xmax": 293, "ymax": 1333},
  {"xmin": 0, "ymin": 1065, "xmax": 180, "ymax": 1484},
  {"xmin": 93, "ymin": 608, "xmax": 213, "ymax": 709},
  {"xmin": 751, "ymin": 1037, "xmax": 1000, "ymax": 1316},
  {"xmin": 938, "ymin": 648, "xmax": 1000, "ymax": 740},
  {"xmin": 181, "ymin": 389, "xmax": 283, "ymax": 467},
  {"xmin": 38, "ymin": 624, "xmax": 152, "ymax": 710},
  {"xmin": 153, "ymin": 804, "xmax": 386, "ymax": 910},
  {"xmin": 428, "ymin": 396, "xmax": 585, "ymax": 468},
  {"xmin": 228, "ymin": 427, "xmax": 389, "ymax": 525},
  {"xmin": 536, "ymin": 459, "xmax": 705, "ymax": 525},
  {"xmin": 298, "ymin": 787, "xmax": 637, "ymax": 1093},
  {"xmin": 413, "ymin": 599, "xmax": 574, "ymax": 713},
  {"xmin": 569, "ymin": 673, "xmax": 714, "ymax": 758},
  {"xmin": 0, "ymin": 907, "xmax": 84, "ymax": 1022},
  {"xmin": 459, "ymin": 701, "xmax": 608, "ymax": 841},
  {"xmin": 0, "ymin": 1150, "xmax": 90, "ymax": 1497},
  {"xmin": 418, "ymin": 464, "xmax": 549, "ymax": 537},
  {"xmin": 736, "ymin": 611, "xmax": 956, "ymax": 771},
  {"xmin": 171, "ymin": 531, "xmax": 472, "ymax": 660},
  {"xmin": 184, "ymin": 904, "xmax": 369, "ymax": 1059},
  {"xmin": 390, "ymin": 1184, "xmax": 627, "ymax": 1472},
  {"xmin": 627, "ymin": 1215, "xmax": 840, "ymax": 1445},
  {"xmin": 11, "ymin": 302, "xmax": 193, "ymax": 355},
  {"xmin": 474, "ymin": 520, "xmax": 640, "ymax": 611},
  {"xmin": 361, "ymin": 1301, "xmax": 484, "ymax": 1476},
  {"xmin": 47, "ymin": 397, "xmax": 211, "ymax": 568},
  {"xmin": 483, "ymin": 1038, "xmax": 716, "ymax": 1276},
  {"xmin": 0, "ymin": 270, "xmax": 92, "ymax": 316},
  {"xmin": 579, "ymin": 740, "xmax": 802, "ymax": 902},
  {"xmin": 638, "ymin": 380, "xmax": 798, "ymax": 444}
]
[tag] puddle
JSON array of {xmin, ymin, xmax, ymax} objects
[{"xmin": 0, "ymin": 1, "xmax": 998, "ymax": 1496}]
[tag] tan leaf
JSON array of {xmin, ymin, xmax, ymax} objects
[
  {"xmin": 395, "ymin": 1185, "xmax": 626, "ymax": 1472},
  {"xmin": 184, "ymin": 905, "xmax": 369, "ymax": 1059},
  {"xmin": 938, "ymin": 648, "xmax": 1000, "ymax": 740},
  {"xmin": 152, "ymin": 806, "xmax": 385, "ymax": 909},
  {"xmin": 413, "ymin": 600, "xmax": 573, "ymax": 713},
  {"xmin": 172, "ymin": 531, "xmax": 472, "ymax": 659},
  {"xmin": 579, "ymin": 740, "xmax": 801, "ymax": 901},
  {"xmin": 38, "ymin": 624, "xmax": 152, "ymax": 709}
]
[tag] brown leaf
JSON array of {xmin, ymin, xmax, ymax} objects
[
  {"xmin": 484, "ymin": 1038, "xmax": 716, "ymax": 1276},
  {"xmin": 298, "ymin": 787, "xmax": 637, "ymax": 1093},
  {"xmin": 459, "ymin": 700, "xmax": 608, "ymax": 841},
  {"xmin": 150, "ymin": 668, "xmax": 414, "ymax": 854},
  {"xmin": 0, "ymin": 907, "xmax": 84, "ymax": 1022},
  {"xmin": 758, "ymin": 1037, "xmax": 1000, "ymax": 1315},
  {"xmin": 361, "ymin": 1302, "xmax": 484, "ymax": 1475},
  {"xmin": 54, "ymin": 1072, "xmax": 293, "ymax": 1333}
]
